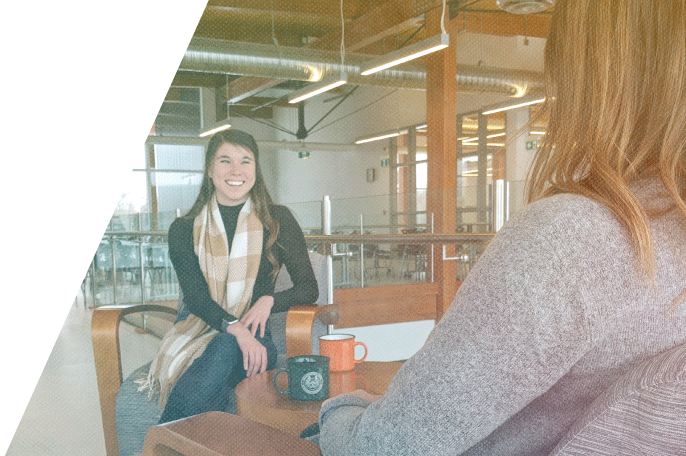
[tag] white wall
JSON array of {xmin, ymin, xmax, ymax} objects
[
  {"xmin": 333, "ymin": 320, "xmax": 437, "ymax": 362},
  {"xmin": 271, "ymin": 86, "xmax": 424, "ymax": 200},
  {"xmin": 455, "ymin": 33, "xmax": 545, "ymax": 71},
  {"xmin": 505, "ymin": 107, "xmax": 539, "ymax": 219}
]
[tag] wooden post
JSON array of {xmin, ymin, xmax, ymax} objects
[{"xmin": 426, "ymin": 9, "xmax": 458, "ymax": 320}]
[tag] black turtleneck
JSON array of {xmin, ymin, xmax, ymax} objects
[{"xmin": 167, "ymin": 203, "xmax": 318, "ymax": 332}]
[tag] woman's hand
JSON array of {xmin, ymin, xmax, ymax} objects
[
  {"xmin": 240, "ymin": 295, "xmax": 274, "ymax": 338},
  {"xmin": 226, "ymin": 323, "xmax": 269, "ymax": 377}
]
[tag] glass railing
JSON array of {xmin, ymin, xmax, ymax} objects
[
  {"xmin": 83, "ymin": 229, "xmax": 493, "ymax": 308},
  {"xmin": 87, "ymin": 231, "xmax": 176, "ymax": 307},
  {"xmin": 84, "ymin": 183, "xmax": 531, "ymax": 307}
]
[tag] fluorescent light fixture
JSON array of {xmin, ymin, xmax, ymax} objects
[
  {"xmin": 355, "ymin": 129, "xmax": 407, "ymax": 144},
  {"xmin": 530, "ymin": 130, "xmax": 546, "ymax": 135},
  {"xmin": 461, "ymin": 132, "xmax": 506, "ymax": 144},
  {"xmin": 482, "ymin": 97, "xmax": 545, "ymax": 115},
  {"xmin": 359, "ymin": 33, "xmax": 450, "ymax": 76},
  {"xmin": 288, "ymin": 73, "xmax": 348, "ymax": 104},
  {"xmin": 462, "ymin": 143, "xmax": 506, "ymax": 148},
  {"xmin": 462, "ymin": 168, "xmax": 493, "ymax": 177},
  {"xmin": 199, "ymin": 121, "xmax": 231, "ymax": 138}
]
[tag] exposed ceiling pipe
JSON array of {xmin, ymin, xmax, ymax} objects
[{"xmin": 180, "ymin": 38, "xmax": 544, "ymax": 96}]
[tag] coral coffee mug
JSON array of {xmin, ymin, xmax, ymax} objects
[
  {"xmin": 273, "ymin": 355, "xmax": 330, "ymax": 401},
  {"xmin": 319, "ymin": 334, "xmax": 368, "ymax": 372}
]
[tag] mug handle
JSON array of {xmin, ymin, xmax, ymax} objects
[
  {"xmin": 272, "ymin": 368, "xmax": 289, "ymax": 394},
  {"xmin": 354, "ymin": 341, "xmax": 368, "ymax": 364}
]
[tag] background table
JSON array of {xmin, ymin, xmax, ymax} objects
[{"xmin": 235, "ymin": 361, "xmax": 403, "ymax": 436}]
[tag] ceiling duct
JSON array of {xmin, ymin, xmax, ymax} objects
[{"xmin": 180, "ymin": 38, "xmax": 544, "ymax": 96}]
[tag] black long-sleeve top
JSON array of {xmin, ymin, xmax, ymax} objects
[{"xmin": 168, "ymin": 202, "xmax": 318, "ymax": 332}]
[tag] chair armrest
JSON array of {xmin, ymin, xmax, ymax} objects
[
  {"xmin": 285, "ymin": 304, "xmax": 340, "ymax": 357},
  {"xmin": 92, "ymin": 303, "xmax": 177, "ymax": 456}
]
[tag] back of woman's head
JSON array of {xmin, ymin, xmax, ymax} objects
[{"xmin": 529, "ymin": 0, "xmax": 686, "ymax": 276}]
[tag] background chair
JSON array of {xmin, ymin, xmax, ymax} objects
[
  {"xmin": 398, "ymin": 228, "xmax": 427, "ymax": 281},
  {"xmin": 92, "ymin": 251, "xmax": 336, "ymax": 456}
]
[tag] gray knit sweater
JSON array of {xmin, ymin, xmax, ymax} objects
[{"xmin": 318, "ymin": 178, "xmax": 686, "ymax": 456}]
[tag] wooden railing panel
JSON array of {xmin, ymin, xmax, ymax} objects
[{"xmin": 332, "ymin": 283, "xmax": 446, "ymax": 328}]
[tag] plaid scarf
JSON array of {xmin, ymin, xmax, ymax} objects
[{"xmin": 138, "ymin": 195, "xmax": 263, "ymax": 411}]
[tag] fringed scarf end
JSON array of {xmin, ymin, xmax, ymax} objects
[{"xmin": 134, "ymin": 369, "xmax": 159, "ymax": 403}]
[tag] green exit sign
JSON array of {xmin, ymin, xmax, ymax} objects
[
  {"xmin": 298, "ymin": 151, "xmax": 310, "ymax": 159},
  {"xmin": 526, "ymin": 140, "xmax": 538, "ymax": 150}
]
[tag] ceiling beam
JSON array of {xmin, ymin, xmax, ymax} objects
[
  {"xmin": 347, "ymin": 17, "xmax": 423, "ymax": 53},
  {"xmin": 204, "ymin": 0, "xmax": 373, "ymax": 19},
  {"xmin": 312, "ymin": 0, "xmax": 418, "ymax": 52}
]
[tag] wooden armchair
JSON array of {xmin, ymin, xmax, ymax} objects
[
  {"xmin": 92, "ymin": 252, "xmax": 339, "ymax": 456},
  {"xmin": 92, "ymin": 303, "xmax": 338, "ymax": 456}
]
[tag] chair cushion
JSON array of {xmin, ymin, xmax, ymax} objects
[
  {"xmin": 269, "ymin": 251, "xmax": 329, "ymax": 367},
  {"xmin": 116, "ymin": 362, "xmax": 236, "ymax": 456},
  {"xmin": 273, "ymin": 251, "xmax": 329, "ymax": 305},
  {"xmin": 116, "ymin": 363, "xmax": 160, "ymax": 456},
  {"xmin": 549, "ymin": 343, "xmax": 686, "ymax": 456}
]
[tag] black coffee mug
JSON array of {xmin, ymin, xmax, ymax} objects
[{"xmin": 273, "ymin": 355, "xmax": 330, "ymax": 401}]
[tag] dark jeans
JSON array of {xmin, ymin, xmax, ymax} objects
[{"xmin": 158, "ymin": 328, "xmax": 278, "ymax": 424}]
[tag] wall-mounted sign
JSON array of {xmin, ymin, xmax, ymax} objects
[
  {"xmin": 298, "ymin": 151, "xmax": 310, "ymax": 159},
  {"xmin": 526, "ymin": 140, "xmax": 538, "ymax": 150},
  {"xmin": 380, "ymin": 158, "xmax": 389, "ymax": 167}
]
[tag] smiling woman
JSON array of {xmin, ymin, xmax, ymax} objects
[
  {"xmin": 136, "ymin": 129, "xmax": 320, "ymax": 426},
  {"xmin": 210, "ymin": 143, "xmax": 257, "ymax": 206}
]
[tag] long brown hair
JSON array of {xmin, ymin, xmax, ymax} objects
[
  {"xmin": 185, "ymin": 129, "xmax": 281, "ymax": 278},
  {"xmin": 527, "ymin": 0, "xmax": 686, "ymax": 279}
]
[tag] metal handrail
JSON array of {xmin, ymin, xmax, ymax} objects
[
  {"xmin": 101, "ymin": 231, "xmax": 494, "ymax": 244},
  {"xmin": 102, "ymin": 231, "xmax": 168, "ymax": 237},
  {"xmin": 305, "ymin": 233, "xmax": 493, "ymax": 244}
]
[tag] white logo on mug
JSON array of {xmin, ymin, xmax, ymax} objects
[{"xmin": 301, "ymin": 372, "xmax": 324, "ymax": 395}]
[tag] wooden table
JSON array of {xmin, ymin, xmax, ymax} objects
[
  {"xmin": 235, "ymin": 361, "xmax": 403, "ymax": 436},
  {"xmin": 142, "ymin": 411, "xmax": 321, "ymax": 456}
]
